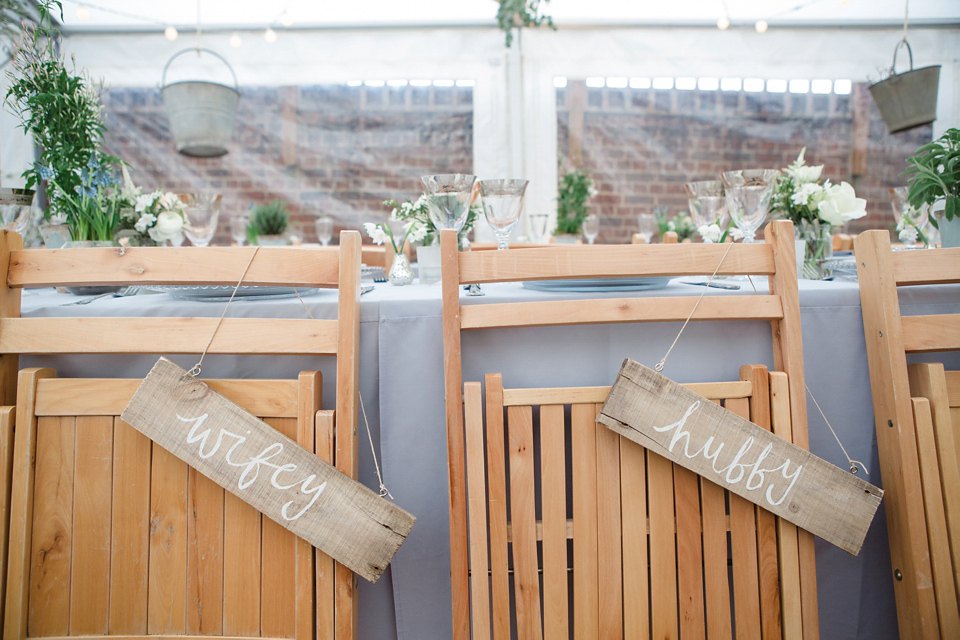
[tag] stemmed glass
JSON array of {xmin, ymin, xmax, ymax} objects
[
  {"xmin": 479, "ymin": 179, "xmax": 528, "ymax": 250},
  {"xmin": 422, "ymin": 174, "xmax": 480, "ymax": 294},
  {"xmin": 890, "ymin": 186, "xmax": 930, "ymax": 249},
  {"xmin": 685, "ymin": 180, "xmax": 728, "ymax": 242},
  {"xmin": 181, "ymin": 193, "xmax": 222, "ymax": 247},
  {"xmin": 315, "ymin": 215, "xmax": 334, "ymax": 246},
  {"xmin": 720, "ymin": 170, "xmax": 777, "ymax": 244},
  {"xmin": 636, "ymin": 213, "xmax": 657, "ymax": 243},
  {"xmin": 230, "ymin": 214, "xmax": 249, "ymax": 246},
  {"xmin": 528, "ymin": 212, "xmax": 550, "ymax": 244},
  {"xmin": 582, "ymin": 213, "xmax": 599, "ymax": 245}
]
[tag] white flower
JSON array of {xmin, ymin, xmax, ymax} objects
[
  {"xmin": 120, "ymin": 165, "xmax": 141, "ymax": 201},
  {"xmin": 134, "ymin": 194, "xmax": 155, "ymax": 213},
  {"xmin": 785, "ymin": 148, "xmax": 823, "ymax": 184},
  {"xmin": 148, "ymin": 211, "xmax": 184, "ymax": 243},
  {"xmin": 134, "ymin": 212, "xmax": 156, "ymax": 233},
  {"xmin": 816, "ymin": 181, "xmax": 867, "ymax": 227},
  {"xmin": 729, "ymin": 227, "xmax": 744, "ymax": 241},
  {"xmin": 698, "ymin": 223, "xmax": 722, "ymax": 243},
  {"xmin": 407, "ymin": 223, "xmax": 428, "ymax": 244},
  {"xmin": 588, "ymin": 186, "xmax": 599, "ymax": 198},
  {"xmin": 364, "ymin": 222, "xmax": 389, "ymax": 245},
  {"xmin": 158, "ymin": 192, "xmax": 181, "ymax": 212},
  {"xmin": 790, "ymin": 182, "xmax": 823, "ymax": 207}
]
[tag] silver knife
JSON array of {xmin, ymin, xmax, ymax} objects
[{"xmin": 682, "ymin": 281, "xmax": 741, "ymax": 290}]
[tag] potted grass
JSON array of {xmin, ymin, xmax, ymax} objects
[
  {"xmin": 249, "ymin": 199, "xmax": 290, "ymax": 245},
  {"xmin": 904, "ymin": 128, "xmax": 960, "ymax": 247}
]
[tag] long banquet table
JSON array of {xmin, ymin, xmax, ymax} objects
[{"xmin": 19, "ymin": 276, "xmax": 960, "ymax": 640}]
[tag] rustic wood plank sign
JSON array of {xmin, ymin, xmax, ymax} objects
[
  {"xmin": 121, "ymin": 357, "xmax": 415, "ymax": 583},
  {"xmin": 598, "ymin": 358, "xmax": 882, "ymax": 555}
]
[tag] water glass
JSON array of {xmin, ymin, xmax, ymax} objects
[
  {"xmin": 479, "ymin": 179, "xmax": 528, "ymax": 250},
  {"xmin": 720, "ymin": 170, "xmax": 777, "ymax": 243},
  {"xmin": 637, "ymin": 213, "xmax": 657, "ymax": 243},
  {"xmin": 684, "ymin": 180, "xmax": 728, "ymax": 233},
  {"xmin": 582, "ymin": 213, "xmax": 600, "ymax": 244},
  {"xmin": 528, "ymin": 212, "xmax": 550, "ymax": 243},
  {"xmin": 231, "ymin": 214, "xmax": 249, "ymax": 246},
  {"xmin": 316, "ymin": 215, "xmax": 334, "ymax": 246},
  {"xmin": 181, "ymin": 193, "xmax": 221, "ymax": 247},
  {"xmin": 420, "ymin": 174, "xmax": 477, "ymax": 233}
]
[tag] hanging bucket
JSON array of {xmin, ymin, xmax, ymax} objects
[
  {"xmin": 868, "ymin": 39, "xmax": 940, "ymax": 134},
  {"xmin": 161, "ymin": 48, "xmax": 240, "ymax": 157}
]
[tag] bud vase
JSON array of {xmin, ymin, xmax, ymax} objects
[
  {"xmin": 797, "ymin": 220, "xmax": 833, "ymax": 280},
  {"xmin": 388, "ymin": 253, "xmax": 415, "ymax": 286}
]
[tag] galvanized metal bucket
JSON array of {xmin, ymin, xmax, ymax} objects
[
  {"xmin": 161, "ymin": 48, "xmax": 240, "ymax": 157},
  {"xmin": 868, "ymin": 40, "xmax": 940, "ymax": 134}
]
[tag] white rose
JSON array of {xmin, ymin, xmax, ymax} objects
[
  {"xmin": 148, "ymin": 211, "xmax": 185, "ymax": 243},
  {"xmin": 134, "ymin": 212, "xmax": 157, "ymax": 233},
  {"xmin": 817, "ymin": 181, "xmax": 867, "ymax": 227}
]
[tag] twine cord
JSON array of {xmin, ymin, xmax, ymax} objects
[
  {"xmin": 806, "ymin": 383, "xmax": 866, "ymax": 475},
  {"xmin": 656, "ymin": 240, "xmax": 736, "ymax": 372}
]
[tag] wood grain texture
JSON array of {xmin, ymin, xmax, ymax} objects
[
  {"xmin": 508, "ymin": 404, "xmax": 543, "ymax": 640},
  {"xmin": 147, "ymin": 443, "xmax": 188, "ymax": 634},
  {"xmin": 890, "ymin": 245, "xmax": 960, "ymax": 285},
  {"xmin": 648, "ymin": 451, "xmax": 678, "ymax": 640},
  {"xmin": 0, "ymin": 317, "xmax": 338, "ymax": 355},
  {"xmin": 572, "ymin": 402, "xmax": 599, "ymax": 639},
  {"xmin": 0, "ymin": 406, "xmax": 14, "ymax": 628},
  {"xmin": 595, "ymin": 404, "xmax": 623, "ymax": 640},
  {"xmin": 463, "ymin": 382, "xmax": 491, "ymax": 640},
  {"xmin": 261, "ymin": 417, "xmax": 298, "ymax": 639},
  {"xmin": 502, "ymin": 380, "xmax": 751, "ymax": 407},
  {"xmin": 620, "ymin": 437, "xmax": 649, "ymax": 640},
  {"xmin": 460, "ymin": 295, "xmax": 783, "ymax": 330},
  {"xmin": 0, "ymin": 233, "xmax": 23, "ymax": 405},
  {"xmin": 540, "ymin": 403, "xmax": 568, "ymax": 640},
  {"xmin": 599, "ymin": 359, "xmax": 882, "ymax": 554},
  {"xmin": 483, "ymin": 374, "xmax": 511, "ymax": 640},
  {"xmin": 185, "ymin": 468, "xmax": 223, "ymax": 635},
  {"xmin": 7, "ymin": 245, "xmax": 340, "ymax": 288},
  {"xmin": 223, "ymin": 493, "xmax": 261, "ymax": 636},
  {"xmin": 901, "ymin": 315, "xmax": 960, "ymax": 353},
  {"xmin": 120, "ymin": 357, "xmax": 414, "ymax": 583}
]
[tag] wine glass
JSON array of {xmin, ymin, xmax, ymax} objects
[
  {"xmin": 181, "ymin": 193, "xmax": 222, "ymax": 247},
  {"xmin": 685, "ymin": 180, "xmax": 728, "ymax": 241},
  {"xmin": 720, "ymin": 170, "xmax": 777, "ymax": 244},
  {"xmin": 315, "ymin": 215, "xmax": 334, "ymax": 246},
  {"xmin": 582, "ymin": 213, "xmax": 600, "ymax": 245},
  {"xmin": 528, "ymin": 212, "xmax": 550, "ymax": 244},
  {"xmin": 479, "ymin": 179, "xmax": 528, "ymax": 250},
  {"xmin": 230, "ymin": 214, "xmax": 249, "ymax": 246},
  {"xmin": 637, "ymin": 213, "xmax": 657, "ymax": 243},
  {"xmin": 890, "ymin": 186, "xmax": 930, "ymax": 249},
  {"xmin": 420, "ymin": 174, "xmax": 477, "ymax": 234}
]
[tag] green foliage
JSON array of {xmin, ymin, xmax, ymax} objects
[
  {"xmin": 385, "ymin": 196, "xmax": 479, "ymax": 246},
  {"xmin": 249, "ymin": 199, "xmax": 290, "ymax": 236},
  {"xmin": 49, "ymin": 151, "xmax": 125, "ymax": 242},
  {"xmin": 496, "ymin": 0, "xmax": 554, "ymax": 47},
  {"xmin": 904, "ymin": 127, "xmax": 960, "ymax": 223},
  {"xmin": 556, "ymin": 167, "xmax": 595, "ymax": 235},
  {"xmin": 5, "ymin": 0, "xmax": 110, "ymax": 224}
]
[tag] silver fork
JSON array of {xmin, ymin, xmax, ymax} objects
[{"xmin": 60, "ymin": 286, "xmax": 141, "ymax": 306}]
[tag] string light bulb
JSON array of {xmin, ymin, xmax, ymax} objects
[
  {"xmin": 76, "ymin": 5, "xmax": 90, "ymax": 20},
  {"xmin": 164, "ymin": 25, "xmax": 179, "ymax": 40},
  {"xmin": 717, "ymin": 16, "xmax": 730, "ymax": 30},
  {"xmin": 755, "ymin": 20, "xmax": 769, "ymax": 33},
  {"xmin": 279, "ymin": 11, "xmax": 294, "ymax": 27},
  {"xmin": 229, "ymin": 32, "xmax": 242, "ymax": 48},
  {"xmin": 264, "ymin": 27, "xmax": 277, "ymax": 43}
]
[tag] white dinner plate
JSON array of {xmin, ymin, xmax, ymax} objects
[
  {"xmin": 521, "ymin": 277, "xmax": 671, "ymax": 292},
  {"xmin": 148, "ymin": 285, "xmax": 323, "ymax": 301}
]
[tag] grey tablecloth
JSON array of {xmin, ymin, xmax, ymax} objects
[{"xmin": 22, "ymin": 279, "xmax": 960, "ymax": 639}]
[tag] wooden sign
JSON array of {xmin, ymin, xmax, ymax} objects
[
  {"xmin": 598, "ymin": 358, "xmax": 882, "ymax": 555},
  {"xmin": 121, "ymin": 357, "xmax": 415, "ymax": 583}
]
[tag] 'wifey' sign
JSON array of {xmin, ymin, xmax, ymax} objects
[
  {"xmin": 598, "ymin": 359, "xmax": 882, "ymax": 555},
  {"xmin": 121, "ymin": 357, "xmax": 415, "ymax": 583}
]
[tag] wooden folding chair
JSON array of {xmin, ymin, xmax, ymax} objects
[
  {"xmin": 441, "ymin": 219, "xmax": 819, "ymax": 638},
  {"xmin": 0, "ymin": 230, "xmax": 361, "ymax": 640},
  {"xmin": 855, "ymin": 229, "xmax": 960, "ymax": 639}
]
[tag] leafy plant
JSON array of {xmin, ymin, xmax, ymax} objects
[
  {"xmin": 496, "ymin": 0, "xmax": 554, "ymax": 47},
  {"xmin": 556, "ymin": 167, "xmax": 596, "ymax": 235},
  {"xmin": 44, "ymin": 152, "xmax": 125, "ymax": 242},
  {"xmin": 904, "ymin": 127, "xmax": 960, "ymax": 223},
  {"xmin": 249, "ymin": 199, "xmax": 290, "ymax": 236},
  {"xmin": 5, "ymin": 0, "xmax": 114, "ymax": 227}
]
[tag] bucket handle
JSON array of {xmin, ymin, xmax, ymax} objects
[
  {"xmin": 161, "ymin": 47, "xmax": 239, "ymax": 92},
  {"xmin": 889, "ymin": 39, "xmax": 914, "ymax": 77}
]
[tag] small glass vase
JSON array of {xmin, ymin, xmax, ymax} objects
[
  {"xmin": 388, "ymin": 252, "xmax": 415, "ymax": 286},
  {"xmin": 797, "ymin": 220, "xmax": 834, "ymax": 280}
]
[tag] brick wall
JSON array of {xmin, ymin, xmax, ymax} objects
[
  {"xmin": 558, "ymin": 80, "xmax": 932, "ymax": 244},
  {"xmin": 101, "ymin": 83, "xmax": 474, "ymax": 244}
]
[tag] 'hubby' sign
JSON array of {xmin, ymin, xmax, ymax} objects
[
  {"xmin": 598, "ymin": 359, "xmax": 882, "ymax": 555},
  {"xmin": 121, "ymin": 357, "xmax": 415, "ymax": 583}
]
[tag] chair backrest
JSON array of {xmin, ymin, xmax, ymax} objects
[
  {"xmin": 464, "ymin": 366, "xmax": 805, "ymax": 639},
  {"xmin": 0, "ymin": 231, "xmax": 362, "ymax": 640},
  {"xmin": 440, "ymin": 219, "xmax": 818, "ymax": 639},
  {"xmin": 855, "ymin": 229, "xmax": 960, "ymax": 639}
]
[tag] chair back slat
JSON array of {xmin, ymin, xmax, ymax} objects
[
  {"xmin": 891, "ymin": 246, "xmax": 960, "ymax": 285},
  {"xmin": 460, "ymin": 295, "xmax": 784, "ymax": 330},
  {"xmin": 902, "ymin": 315, "xmax": 960, "ymax": 353},
  {"xmin": 0, "ymin": 317, "xmax": 339, "ymax": 356},
  {"xmin": 457, "ymin": 242, "xmax": 776, "ymax": 284},
  {"xmin": 466, "ymin": 367, "xmax": 807, "ymax": 639},
  {"xmin": 7, "ymin": 246, "xmax": 340, "ymax": 288}
]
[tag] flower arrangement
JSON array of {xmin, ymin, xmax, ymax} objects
[
  {"xmin": 114, "ymin": 167, "xmax": 185, "ymax": 246},
  {"xmin": 5, "ymin": 0, "xmax": 115, "ymax": 236},
  {"xmin": 364, "ymin": 215, "xmax": 428, "ymax": 255},
  {"xmin": 38, "ymin": 152, "xmax": 127, "ymax": 243},
  {"xmin": 696, "ymin": 222, "xmax": 743, "ymax": 244},
  {"xmin": 382, "ymin": 195, "xmax": 479, "ymax": 247},
  {"xmin": 655, "ymin": 209, "xmax": 697, "ymax": 242},
  {"xmin": 556, "ymin": 167, "xmax": 598, "ymax": 235},
  {"xmin": 772, "ymin": 148, "xmax": 866, "ymax": 277}
]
